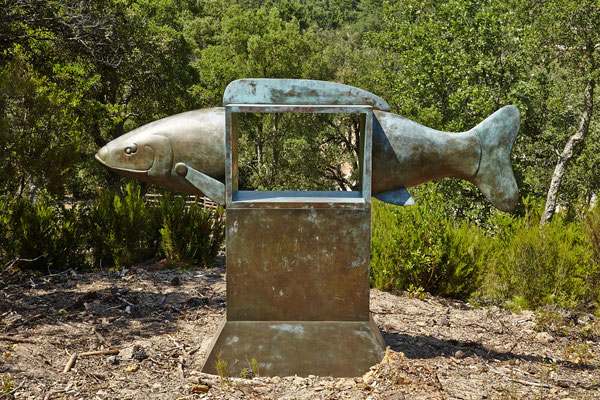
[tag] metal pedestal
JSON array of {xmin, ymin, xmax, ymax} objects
[{"xmin": 201, "ymin": 103, "xmax": 383, "ymax": 377}]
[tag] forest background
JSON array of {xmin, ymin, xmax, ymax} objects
[{"xmin": 1, "ymin": 0, "xmax": 599, "ymax": 312}]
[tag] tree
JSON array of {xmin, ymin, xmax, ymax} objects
[
  {"xmin": 534, "ymin": 0, "xmax": 600, "ymax": 225},
  {"xmin": 0, "ymin": 0, "xmax": 199, "ymax": 198}
]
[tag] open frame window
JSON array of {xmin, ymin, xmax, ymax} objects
[{"xmin": 225, "ymin": 104, "xmax": 373, "ymax": 209}]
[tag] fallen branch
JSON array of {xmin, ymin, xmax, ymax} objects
[
  {"xmin": 63, "ymin": 353, "xmax": 78, "ymax": 373},
  {"xmin": 0, "ymin": 335, "xmax": 36, "ymax": 343},
  {"xmin": 80, "ymin": 349, "xmax": 119, "ymax": 357},
  {"xmin": 479, "ymin": 356, "xmax": 552, "ymax": 389},
  {"xmin": 3, "ymin": 254, "xmax": 47, "ymax": 271},
  {"xmin": 43, "ymin": 267, "xmax": 75, "ymax": 279}
]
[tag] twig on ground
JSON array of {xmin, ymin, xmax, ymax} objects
[
  {"xmin": 43, "ymin": 267, "xmax": 75, "ymax": 279},
  {"xmin": 79, "ymin": 349, "xmax": 119, "ymax": 357},
  {"xmin": 114, "ymin": 293, "xmax": 134, "ymax": 307},
  {"xmin": 63, "ymin": 353, "xmax": 78, "ymax": 373},
  {"xmin": 487, "ymin": 309, "xmax": 510, "ymax": 335},
  {"xmin": 0, "ymin": 335, "xmax": 36, "ymax": 343},
  {"xmin": 93, "ymin": 329, "xmax": 111, "ymax": 347},
  {"xmin": 178, "ymin": 355, "xmax": 185, "ymax": 378},
  {"xmin": 477, "ymin": 354, "xmax": 552, "ymax": 389},
  {"xmin": 507, "ymin": 377, "xmax": 551, "ymax": 389}
]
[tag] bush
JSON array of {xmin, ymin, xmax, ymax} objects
[
  {"xmin": 87, "ymin": 182, "xmax": 160, "ymax": 268},
  {"xmin": 370, "ymin": 184, "xmax": 485, "ymax": 299},
  {"xmin": 480, "ymin": 200, "xmax": 597, "ymax": 309},
  {"xmin": 157, "ymin": 193, "xmax": 225, "ymax": 267},
  {"xmin": 86, "ymin": 183, "xmax": 226, "ymax": 269},
  {"xmin": 0, "ymin": 193, "xmax": 86, "ymax": 271}
]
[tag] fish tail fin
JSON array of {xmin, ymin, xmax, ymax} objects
[{"xmin": 470, "ymin": 105, "xmax": 520, "ymax": 212}]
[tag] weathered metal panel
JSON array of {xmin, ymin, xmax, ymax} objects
[
  {"xmin": 226, "ymin": 103, "xmax": 374, "ymax": 114},
  {"xmin": 226, "ymin": 207, "xmax": 371, "ymax": 321},
  {"xmin": 201, "ymin": 319, "xmax": 384, "ymax": 377},
  {"xmin": 223, "ymin": 79, "xmax": 390, "ymax": 111}
]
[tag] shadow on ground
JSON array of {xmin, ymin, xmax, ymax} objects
[{"xmin": 382, "ymin": 330, "xmax": 596, "ymax": 370}]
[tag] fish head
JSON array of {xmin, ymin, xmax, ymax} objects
[
  {"xmin": 95, "ymin": 108, "xmax": 226, "ymax": 194},
  {"xmin": 95, "ymin": 128, "xmax": 173, "ymax": 182}
]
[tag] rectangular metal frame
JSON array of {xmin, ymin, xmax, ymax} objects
[{"xmin": 225, "ymin": 104, "xmax": 373, "ymax": 208}]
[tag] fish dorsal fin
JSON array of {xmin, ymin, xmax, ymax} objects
[
  {"xmin": 223, "ymin": 79, "xmax": 390, "ymax": 111},
  {"xmin": 373, "ymin": 189, "xmax": 415, "ymax": 206}
]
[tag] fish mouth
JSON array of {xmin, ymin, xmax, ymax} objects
[{"xmin": 94, "ymin": 152, "xmax": 150, "ymax": 177}]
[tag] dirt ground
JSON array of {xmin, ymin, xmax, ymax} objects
[{"xmin": 1, "ymin": 260, "xmax": 599, "ymax": 400}]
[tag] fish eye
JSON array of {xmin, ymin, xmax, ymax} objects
[{"xmin": 125, "ymin": 143, "xmax": 138, "ymax": 155}]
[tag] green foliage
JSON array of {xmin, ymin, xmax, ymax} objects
[
  {"xmin": 237, "ymin": 113, "xmax": 360, "ymax": 191},
  {"xmin": 1, "ymin": 374, "xmax": 15, "ymax": 394},
  {"xmin": 480, "ymin": 201, "xmax": 598, "ymax": 309},
  {"xmin": 0, "ymin": 193, "xmax": 86, "ymax": 271},
  {"xmin": 0, "ymin": 51, "xmax": 83, "ymax": 198},
  {"xmin": 87, "ymin": 182, "xmax": 159, "ymax": 268},
  {"xmin": 157, "ymin": 194, "xmax": 225, "ymax": 266},
  {"xmin": 371, "ymin": 185, "xmax": 485, "ymax": 299},
  {"xmin": 1, "ymin": 0, "xmax": 600, "ymax": 314},
  {"xmin": 578, "ymin": 203, "xmax": 600, "ymax": 304},
  {"xmin": 373, "ymin": 191, "xmax": 600, "ymax": 310},
  {"xmin": 85, "ymin": 185, "xmax": 226, "ymax": 269}
]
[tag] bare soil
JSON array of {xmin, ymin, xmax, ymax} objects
[{"xmin": 1, "ymin": 261, "xmax": 598, "ymax": 399}]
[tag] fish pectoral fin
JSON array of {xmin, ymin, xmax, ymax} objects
[
  {"xmin": 174, "ymin": 163, "xmax": 225, "ymax": 206},
  {"xmin": 373, "ymin": 189, "xmax": 415, "ymax": 206}
]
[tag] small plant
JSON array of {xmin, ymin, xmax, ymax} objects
[
  {"xmin": 563, "ymin": 343, "xmax": 595, "ymax": 366},
  {"xmin": 240, "ymin": 358, "xmax": 260, "ymax": 378},
  {"xmin": 0, "ymin": 193, "xmax": 86, "ymax": 271},
  {"xmin": 407, "ymin": 284, "xmax": 425, "ymax": 300},
  {"xmin": 240, "ymin": 368, "xmax": 252, "ymax": 379},
  {"xmin": 215, "ymin": 350, "xmax": 230, "ymax": 385},
  {"xmin": 371, "ymin": 185, "xmax": 485, "ymax": 299},
  {"xmin": 535, "ymin": 309, "xmax": 563, "ymax": 334},
  {"xmin": 504, "ymin": 295, "xmax": 529, "ymax": 313},
  {"xmin": 251, "ymin": 357, "xmax": 259, "ymax": 377},
  {"xmin": 1, "ymin": 375, "xmax": 15, "ymax": 393},
  {"xmin": 578, "ymin": 319, "xmax": 600, "ymax": 340},
  {"xmin": 2, "ymin": 344, "xmax": 18, "ymax": 359}
]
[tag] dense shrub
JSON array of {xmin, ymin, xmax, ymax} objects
[
  {"xmin": 87, "ymin": 182, "xmax": 160, "ymax": 268},
  {"xmin": 372, "ymin": 190, "xmax": 600, "ymax": 310},
  {"xmin": 85, "ymin": 183, "xmax": 226, "ymax": 269},
  {"xmin": 481, "ymin": 206, "xmax": 594, "ymax": 309},
  {"xmin": 157, "ymin": 194, "xmax": 225, "ymax": 267},
  {"xmin": 371, "ymin": 185, "xmax": 486, "ymax": 299},
  {"xmin": 572, "ymin": 203, "xmax": 600, "ymax": 306},
  {"xmin": 0, "ymin": 193, "xmax": 86, "ymax": 271}
]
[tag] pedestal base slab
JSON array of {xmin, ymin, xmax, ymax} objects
[{"xmin": 201, "ymin": 319, "xmax": 385, "ymax": 377}]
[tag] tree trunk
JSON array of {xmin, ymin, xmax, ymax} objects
[{"xmin": 541, "ymin": 79, "xmax": 595, "ymax": 226}]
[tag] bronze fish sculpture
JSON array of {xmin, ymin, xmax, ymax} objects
[{"xmin": 96, "ymin": 80, "xmax": 519, "ymax": 212}]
